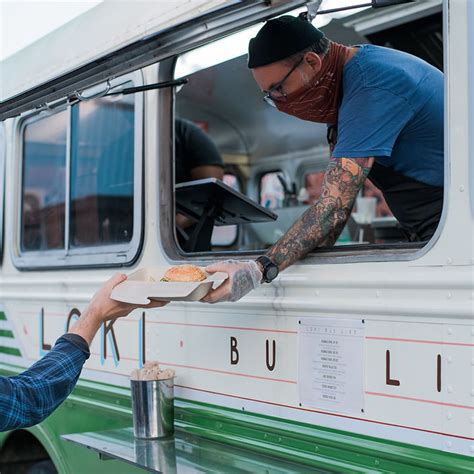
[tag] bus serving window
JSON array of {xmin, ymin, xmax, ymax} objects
[
  {"xmin": 70, "ymin": 92, "xmax": 135, "ymax": 248},
  {"xmin": 22, "ymin": 111, "xmax": 67, "ymax": 251},
  {"xmin": 171, "ymin": 5, "xmax": 443, "ymax": 257},
  {"xmin": 17, "ymin": 73, "xmax": 142, "ymax": 268}
]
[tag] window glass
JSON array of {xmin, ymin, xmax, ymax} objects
[
  {"xmin": 19, "ymin": 75, "xmax": 139, "ymax": 266},
  {"xmin": 260, "ymin": 172, "xmax": 285, "ymax": 209},
  {"xmin": 211, "ymin": 174, "xmax": 240, "ymax": 246},
  {"xmin": 173, "ymin": 6, "xmax": 443, "ymax": 254},
  {"xmin": 70, "ymin": 91, "xmax": 135, "ymax": 247},
  {"xmin": 22, "ymin": 111, "xmax": 67, "ymax": 251}
]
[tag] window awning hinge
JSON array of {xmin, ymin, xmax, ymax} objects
[
  {"xmin": 71, "ymin": 78, "xmax": 189, "ymax": 103},
  {"xmin": 106, "ymin": 78, "xmax": 188, "ymax": 97}
]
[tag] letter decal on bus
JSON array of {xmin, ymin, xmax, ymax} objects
[
  {"xmin": 437, "ymin": 354, "xmax": 442, "ymax": 392},
  {"xmin": 138, "ymin": 312, "xmax": 146, "ymax": 368},
  {"xmin": 65, "ymin": 308, "xmax": 81, "ymax": 332},
  {"xmin": 385, "ymin": 350, "xmax": 400, "ymax": 386},
  {"xmin": 101, "ymin": 320, "xmax": 120, "ymax": 366},
  {"xmin": 39, "ymin": 307, "xmax": 52, "ymax": 355},
  {"xmin": 266, "ymin": 339, "xmax": 276, "ymax": 371},
  {"xmin": 230, "ymin": 336, "xmax": 239, "ymax": 365}
]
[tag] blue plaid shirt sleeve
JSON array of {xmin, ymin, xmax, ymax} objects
[{"xmin": 0, "ymin": 334, "xmax": 90, "ymax": 431}]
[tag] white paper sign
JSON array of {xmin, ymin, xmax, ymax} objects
[{"xmin": 298, "ymin": 318, "xmax": 365, "ymax": 415}]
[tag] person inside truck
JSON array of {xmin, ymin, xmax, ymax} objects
[
  {"xmin": 175, "ymin": 117, "xmax": 224, "ymax": 250},
  {"xmin": 0, "ymin": 274, "xmax": 167, "ymax": 432},
  {"xmin": 202, "ymin": 14, "xmax": 443, "ymax": 303}
]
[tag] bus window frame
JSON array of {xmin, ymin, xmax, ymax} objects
[
  {"xmin": 12, "ymin": 72, "xmax": 144, "ymax": 270},
  {"xmin": 0, "ymin": 124, "xmax": 5, "ymax": 265},
  {"xmin": 158, "ymin": 4, "xmax": 448, "ymax": 264}
]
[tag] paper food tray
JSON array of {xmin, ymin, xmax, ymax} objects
[{"xmin": 111, "ymin": 266, "xmax": 228, "ymax": 303}]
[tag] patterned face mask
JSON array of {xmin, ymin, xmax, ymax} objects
[{"xmin": 275, "ymin": 42, "xmax": 352, "ymax": 125}]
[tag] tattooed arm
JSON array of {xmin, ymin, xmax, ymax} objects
[
  {"xmin": 266, "ymin": 157, "xmax": 374, "ymax": 271},
  {"xmin": 202, "ymin": 156, "xmax": 374, "ymax": 303}
]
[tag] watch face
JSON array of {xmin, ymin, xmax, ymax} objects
[{"xmin": 267, "ymin": 266, "xmax": 279, "ymax": 281}]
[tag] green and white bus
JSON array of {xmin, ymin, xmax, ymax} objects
[{"xmin": 0, "ymin": 0, "xmax": 472, "ymax": 472}]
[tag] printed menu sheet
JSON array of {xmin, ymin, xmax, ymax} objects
[{"xmin": 298, "ymin": 318, "xmax": 365, "ymax": 415}]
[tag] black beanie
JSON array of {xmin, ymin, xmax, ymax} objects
[{"xmin": 248, "ymin": 15, "xmax": 325, "ymax": 69}]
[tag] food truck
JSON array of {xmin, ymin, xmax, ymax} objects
[{"xmin": 0, "ymin": 0, "xmax": 472, "ymax": 472}]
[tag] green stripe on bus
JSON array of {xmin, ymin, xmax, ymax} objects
[
  {"xmin": 0, "ymin": 346, "xmax": 21, "ymax": 357},
  {"xmin": 0, "ymin": 329, "xmax": 14, "ymax": 338},
  {"xmin": 0, "ymin": 312, "xmax": 6, "ymax": 321},
  {"xmin": 175, "ymin": 399, "xmax": 474, "ymax": 473},
  {"xmin": 0, "ymin": 372, "xmax": 469, "ymax": 473}
]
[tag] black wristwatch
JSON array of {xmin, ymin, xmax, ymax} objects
[{"xmin": 255, "ymin": 256, "xmax": 279, "ymax": 283}]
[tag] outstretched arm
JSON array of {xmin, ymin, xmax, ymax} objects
[
  {"xmin": 203, "ymin": 157, "xmax": 374, "ymax": 303},
  {"xmin": 267, "ymin": 156, "xmax": 374, "ymax": 271},
  {"xmin": 0, "ymin": 274, "xmax": 167, "ymax": 431}
]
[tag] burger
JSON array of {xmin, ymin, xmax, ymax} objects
[{"xmin": 161, "ymin": 265, "xmax": 207, "ymax": 282}]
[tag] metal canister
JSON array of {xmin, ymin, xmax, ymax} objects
[{"xmin": 130, "ymin": 377, "xmax": 174, "ymax": 439}]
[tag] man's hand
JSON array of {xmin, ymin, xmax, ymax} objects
[
  {"xmin": 201, "ymin": 260, "xmax": 262, "ymax": 303},
  {"xmin": 68, "ymin": 273, "xmax": 168, "ymax": 345}
]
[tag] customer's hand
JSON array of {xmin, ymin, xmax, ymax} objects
[
  {"xmin": 84, "ymin": 273, "xmax": 167, "ymax": 321},
  {"xmin": 69, "ymin": 273, "xmax": 167, "ymax": 345},
  {"xmin": 201, "ymin": 260, "xmax": 262, "ymax": 303}
]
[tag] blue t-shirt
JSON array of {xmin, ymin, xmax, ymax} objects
[{"xmin": 332, "ymin": 44, "xmax": 444, "ymax": 187}]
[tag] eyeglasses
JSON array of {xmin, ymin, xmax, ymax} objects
[{"xmin": 262, "ymin": 57, "xmax": 304, "ymax": 107}]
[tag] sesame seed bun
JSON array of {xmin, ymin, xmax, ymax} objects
[{"xmin": 162, "ymin": 265, "xmax": 207, "ymax": 282}]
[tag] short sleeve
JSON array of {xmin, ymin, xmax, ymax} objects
[{"xmin": 332, "ymin": 87, "xmax": 415, "ymax": 159}]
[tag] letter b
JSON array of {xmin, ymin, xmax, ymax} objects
[{"xmin": 230, "ymin": 336, "xmax": 239, "ymax": 365}]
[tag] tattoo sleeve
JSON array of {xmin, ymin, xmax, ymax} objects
[{"xmin": 267, "ymin": 157, "xmax": 374, "ymax": 271}]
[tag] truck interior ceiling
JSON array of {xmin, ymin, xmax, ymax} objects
[{"xmin": 171, "ymin": 3, "xmax": 443, "ymax": 256}]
